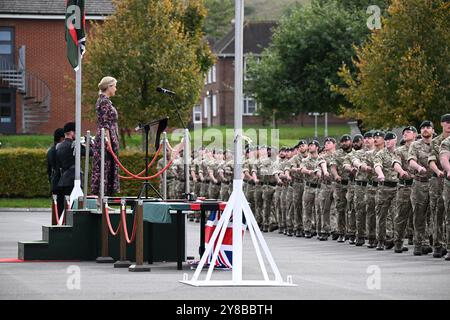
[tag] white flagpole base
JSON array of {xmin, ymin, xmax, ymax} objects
[
  {"xmin": 179, "ymin": 280, "xmax": 296, "ymax": 287},
  {"xmin": 180, "ymin": 179, "xmax": 296, "ymax": 287},
  {"xmin": 59, "ymin": 180, "xmax": 84, "ymax": 225}
]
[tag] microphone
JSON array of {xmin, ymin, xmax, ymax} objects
[
  {"xmin": 135, "ymin": 123, "xmax": 142, "ymax": 132},
  {"xmin": 156, "ymin": 86, "xmax": 176, "ymax": 96}
]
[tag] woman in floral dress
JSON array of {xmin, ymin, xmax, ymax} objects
[{"xmin": 91, "ymin": 76, "xmax": 120, "ymax": 198}]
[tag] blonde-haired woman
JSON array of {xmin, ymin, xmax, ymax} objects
[{"xmin": 91, "ymin": 76, "xmax": 120, "ymax": 198}]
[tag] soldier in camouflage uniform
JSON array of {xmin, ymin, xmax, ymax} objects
[
  {"xmin": 243, "ymin": 147, "xmax": 257, "ymax": 217},
  {"xmin": 439, "ymin": 133, "xmax": 450, "ymax": 260},
  {"xmin": 300, "ymin": 141, "xmax": 321, "ymax": 238},
  {"xmin": 171, "ymin": 151, "xmax": 185, "ymax": 199},
  {"xmin": 207, "ymin": 149, "xmax": 222, "ymax": 199},
  {"xmin": 218, "ymin": 150, "xmax": 233, "ymax": 201},
  {"xmin": 349, "ymin": 131, "xmax": 374, "ymax": 246},
  {"xmin": 280, "ymin": 148, "xmax": 294, "ymax": 235},
  {"xmin": 330, "ymin": 134, "xmax": 353, "ymax": 243},
  {"xmin": 283, "ymin": 148, "xmax": 296, "ymax": 236},
  {"xmin": 373, "ymin": 131, "xmax": 406, "ymax": 250},
  {"xmin": 198, "ymin": 148, "xmax": 211, "ymax": 198},
  {"xmin": 427, "ymin": 114, "xmax": 450, "ymax": 258},
  {"xmin": 289, "ymin": 140, "xmax": 308, "ymax": 237},
  {"xmin": 253, "ymin": 146, "xmax": 266, "ymax": 228},
  {"xmin": 317, "ymin": 137, "xmax": 336, "ymax": 240},
  {"xmin": 393, "ymin": 126, "xmax": 417, "ymax": 253},
  {"xmin": 408, "ymin": 120, "xmax": 435, "ymax": 256},
  {"xmin": 273, "ymin": 147, "xmax": 288, "ymax": 233}
]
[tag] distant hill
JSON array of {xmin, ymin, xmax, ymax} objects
[{"xmin": 244, "ymin": 0, "xmax": 311, "ymax": 20}]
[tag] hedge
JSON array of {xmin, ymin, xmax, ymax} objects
[{"xmin": 0, "ymin": 148, "xmax": 160, "ymax": 198}]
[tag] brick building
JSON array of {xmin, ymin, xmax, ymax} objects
[{"xmin": 0, "ymin": 0, "xmax": 113, "ymax": 134}]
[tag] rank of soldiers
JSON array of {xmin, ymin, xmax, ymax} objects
[{"xmin": 158, "ymin": 113, "xmax": 450, "ymax": 260}]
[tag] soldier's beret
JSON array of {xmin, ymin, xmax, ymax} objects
[
  {"xmin": 353, "ymin": 134, "xmax": 363, "ymax": 142},
  {"xmin": 419, "ymin": 120, "xmax": 433, "ymax": 129},
  {"xmin": 402, "ymin": 126, "xmax": 417, "ymax": 134},
  {"xmin": 63, "ymin": 122, "xmax": 76, "ymax": 133},
  {"xmin": 280, "ymin": 146, "xmax": 288, "ymax": 152},
  {"xmin": 441, "ymin": 114, "xmax": 450, "ymax": 123},
  {"xmin": 363, "ymin": 131, "xmax": 373, "ymax": 138},
  {"xmin": 373, "ymin": 131, "xmax": 385, "ymax": 138},
  {"xmin": 340, "ymin": 134, "xmax": 352, "ymax": 142},
  {"xmin": 298, "ymin": 139, "xmax": 307, "ymax": 146},
  {"xmin": 384, "ymin": 132, "xmax": 397, "ymax": 140},
  {"xmin": 324, "ymin": 137, "xmax": 336, "ymax": 144},
  {"xmin": 308, "ymin": 140, "xmax": 320, "ymax": 148}
]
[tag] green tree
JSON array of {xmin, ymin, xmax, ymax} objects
[
  {"xmin": 203, "ymin": 0, "xmax": 234, "ymax": 42},
  {"xmin": 334, "ymin": 0, "xmax": 450, "ymax": 130},
  {"xmin": 246, "ymin": 0, "xmax": 389, "ymax": 125},
  {"xmin": 81, "ymin": 0, "xmax": 214, "ymax": 146}
]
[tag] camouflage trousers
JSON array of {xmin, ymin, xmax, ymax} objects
[
  {"xmin": 194, "ymin": 180, "xmax": 202, "ymax": 198},
  {"xmin": 274, "ymin": 185, "xmax": 283, "ymax": 228},
  {"xmin": 302, "ymin": 185, "xmax": 319, "ymax": 233},
  {"xmin": 443, "ymin": 179, "xmax": 450, "ymax": 248},
  {"xmin": 292, "ymin": 182, "xmax": 304, "ymax": 232},
  {"xmin": 375, "ymin": 185, "xmax": 397, "ymax": 241},
  {"xmin": 394, "ymin": 184, "xmax": 412, "ymax": 244},
  {"xmin": 262, "ymin": 184, "xmax": 277, "ymax": 227},
  {"xmin": 208, "ymin": 182, "xmax": 221, "ymax": 200},
  {"xmin": 245, "ymin": 183, "xmax": 256, "ymax": 215},
  {"xmin": 346, "ymin": 183, "xmax": 356, "ymax": 236},
  {"xmin": 220, "ymin": 182, "xmax": 231, "ymax": 201},
  {"xmin": 175, "ymin": 180, "xmax": 186, "ymax": 199},
  {"xmin": 286, "ymin": 185, "xmax": 295, "ymax": 231},
  {"xmin": 430, "ymin": 177, "xmax": 445, "ymax": 248},
  {"xmin": 354, "ymin": 184, "xmax": 367, "ymax": 238},
  {"xmin": 254, "ymin": 184, "xmax": 264, "ymax": 226},
  {"xmin": 200, "ymin": 181, "xmax": 209, "ymax": 198},
  {"xmin": 318, "ymin": 183, "xmax": 333, "ymax": 234},
  {"xmin": 281, "ymin": 185, "xmax": 289, "ymax": 230},
  {"xmin": 411, "ymin": 180, "xmax": 431, "ymax": 246},
  {"xmin": 334, "ymin": 183, "xmax": 348, "ymax": 235},
  {"xmin": 365, "ymin": 185, "xmax": 377, "ymax": 240}
]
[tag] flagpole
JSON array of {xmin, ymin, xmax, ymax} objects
[{"xmin": 74, "ymin": 46, "xmax": 83, "ymax": 199}]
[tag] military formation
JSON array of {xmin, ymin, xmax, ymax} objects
[{"xmin": 160, "ymin": 113, "xmax": 450, "ymax": 260}]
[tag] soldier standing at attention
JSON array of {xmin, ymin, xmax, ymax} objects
[
  {"xmin": 428, "ymin": 114, "xmax": 450, "ymax": 258},
  {"xmin": 330, "ymin": 134, "xmax": 353, "ymax": 243},
  {"xmin": 408, "ymin": 120, "xmax": 435, "ymax": 256},
  {"xmin": 349, "ymin": 131, "xmax": 373, "ymax": 246},
  {"xmin": 259, "ymin": 146, "xmax": 279, "ymax": 232},
  {"xmin": 439, "ymin": 135, "xmax": 450, "ymax": 260},
  {"xmin": 317, "ymin": 137, "xmax": 336, "ymax": 241},
  {"xmin": 273, "ymin": 147, "xmax": 288, "ymax": 234},
  {"xmin": 218, "ymin": 150, "xmax": 233, "ymax": 202},
  {"xmin": 289, "ymin": 140, "xmax": 308, "ymax": 237},
  {"xmin": 253, "ymin": 146, "xmax": 266, "ymax": 229},
  {"xmin": 300, "ymin": 141, "xmax": 321, "ymax": 239},
  {"xmin": 393, "ymin": 126, "xmax": 417, "ymax": 253},
  {"xmin": 207, "ymin": 149, "xmax": 222, "ymax": 200},
  {"xmin": 243, "ymin": 147, "xmax": 257, "ymax": 215},
  {"xmin": 284, "ymin": 148, "xmax": 296, "ymax": 236},
  {"xmin": 373, "ymin": 132, "xmax": 407, "ymax": 250}
]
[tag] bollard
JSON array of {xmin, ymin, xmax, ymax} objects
[
  {"xmin": 96, "ymin": 197, "xmax": 114, "ymax": 263},
  {"xmin": 129, "ymin": 200, "xmax": 150, "ymax": 272},
  {"xmin": 114, "ymin": 199, "xmax": 132, "ymax": 268},
  {"xmin": 51, "ymin": 194, "xmax": 58, "ymax": 225}
]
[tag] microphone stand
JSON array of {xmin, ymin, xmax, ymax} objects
[{"xmin": 136, "ymin": 122, "xmax": 163, "ymax": 200}]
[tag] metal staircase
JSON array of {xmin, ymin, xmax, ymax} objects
[{"xmin": 0, "ymin": 56, "xmax": 51, "ymax": 133}]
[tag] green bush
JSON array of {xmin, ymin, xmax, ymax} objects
[{"xmin": 0, "ymin": 148, "xmax": 160, "ymax": 198}]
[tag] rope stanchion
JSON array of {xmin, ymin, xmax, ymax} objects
[
  {"xmin": 129, "ymin": 200, "xmax": 150, "ymax": 272},
  {"xmin": 114, "ymin": 199, "xmax": 132, "ymax": 268},
  {"xmin": 51, "ymin": 195, "xmax": 59, "ymax": 225},
  {"xmin": 95, "ymin": 197, "xmax": 114, "ymax": 264}
]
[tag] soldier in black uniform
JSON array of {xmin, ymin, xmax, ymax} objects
[
  {"xmin": 47, "ymin": 128, "xmax": 65, "ymax": 215},
  {"xmin": 55, "ymin": 122, "xmax": 91, "ymax": 216}
]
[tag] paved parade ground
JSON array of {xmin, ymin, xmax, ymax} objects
[{"xmin": 0, "ymin": 210, "xmax": 449, "ymax": 300}]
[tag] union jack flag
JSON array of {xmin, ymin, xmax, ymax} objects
[{"xmin": 205, "ymin": 210, "xmax": 247, "ymax": 270}]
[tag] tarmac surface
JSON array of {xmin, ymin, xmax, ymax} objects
[{"xmin": 0, "ymin": 210, "xmax": 449, "ymax": 300}]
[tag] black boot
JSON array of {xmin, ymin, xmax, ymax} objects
[
  {"xmin": 331, "ymin": 233, "xmax": 339, "ymax": 241},
  {"xmin": 407, "ymin": 235, "xmax": 414, "ymax": 245},
  {"xmin": 413, "ymin": 245, "xmax": 422, "ymax": 256},
  {"xmin": 304, "ymin": 231, "xmax": 312, "ymax": 239},
  {"xmin": 394, "ymin": 242, "xmax": 403, "ymax": 253},
  {"xmin": 355, "ymin": 237, "xmax": 365, "ymax": 246},
  {"xmin": 433, "ymin": 247, "xmax": 443, "ymax": 258},
  {"xmin": 385, "ymin": 239, "xmax": 395, "ymax": 250},
  {"xmin": 376, "ymin": 240, "xmax": 385, "ymax": 251},
  {"xmin": 367, "ymin": 238, "xmax": 377, "ymax": 248},
  {"xmin": 422, "ymin": 245, "xmax": 432, "ymax": 255},
  {"xmin": 287, "ymin": 229, "xmax": 293, "ymax": 237},
  {"xmin": 348, "ymin": 235, "xmax": 356, "ymax": 245},
  {"xmin": 337, "ymin": 235, "xmax": 345, "ymax": 243},
  {"xmin": 445, "ymin": 252, "xmax": 450, "ymax": 261},
  {"xmin": 295, "ymin": 230, "xmax": 304, "ymax": 237}
]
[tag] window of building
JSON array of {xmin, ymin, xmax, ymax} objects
[
  {"xmin": 212, "ymin": 95, "xmax": 217, "ymax": 117},
  {"xmin": 243, "ymin": 96, "xmax": 257, "ymax": 115},
  {"xmin": 203, "ymin": 96, "xmax": 208, "ymax": 119}
]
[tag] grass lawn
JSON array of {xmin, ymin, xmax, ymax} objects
[
  {"xmin": 0, "ymin": 198, "xmax": 51, "ymax": 208},
  {"xmin": 0, "ymin": 124, "xmax": 350, "ymax": 151}
]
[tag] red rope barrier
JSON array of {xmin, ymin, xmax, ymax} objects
[
  {"xmin": 107, "ymin": 143, "xmax": 175, "ymax": 180},
  {"xmin": 104, "ymin": 206, "xmax": 122, "ymax": 236},
  {"xmin": 121, "ymin": 203, "xmax": 137, "ymax": 244}
]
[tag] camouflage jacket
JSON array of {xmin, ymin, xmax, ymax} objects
[
  {"xmin": 428, "ymin": 134, "xmax": 447, "ymax": 170},
  {"xmin": 330, "ymin": 149, "xmax": 353, "ymax": 181},
  {"xmin": 373, "ymin": 148, "xmax": 401, "ymax": 182},
  {"xmin": 395, "ymin": 144, "xmax": 415, "ymax": 178},
  {"xmin": 300, "ymin": 155, "xmax": 320, "ymax": 184},
  {"xmin": 407, "ymin": 139, "xmax": 433, "ymax": 179}
]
